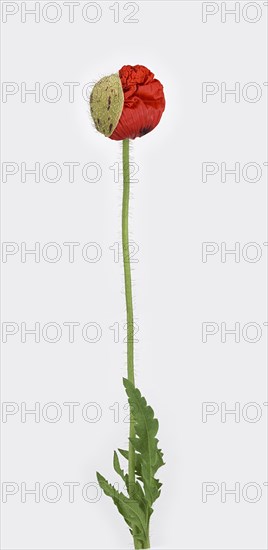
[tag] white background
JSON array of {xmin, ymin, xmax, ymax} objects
[{"xmin": 1, "ymin": 1, "xmax": 267, "ymax": 549}]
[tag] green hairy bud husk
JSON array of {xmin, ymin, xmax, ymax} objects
[{"xmin": 90, "ymin": 73, "xmax": 124, "ymax": 137}]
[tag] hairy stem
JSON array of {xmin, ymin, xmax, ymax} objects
[
  {"xmin": 122, "ymin": 139, "xmax": 135, "ymax": 387},
  {"xmin": 122, "ymin": 139, "xmax": 151, "ymax": 550},
  {"xmin": 122, "ymin": 138, "xmax": 136, "ymax": 516}
]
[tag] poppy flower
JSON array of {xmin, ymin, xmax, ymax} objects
[
  {"xmin": 90, "ymin": 64, "xmax": 165, "ymax": 140},
  {"xmin": 88, "ymin": 63, "xmax": 166, "ymax": 550}
]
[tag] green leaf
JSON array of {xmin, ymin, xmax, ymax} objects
[
  {"xmin": 123, "ymin": 378, "xmax": 164, "ymax": 507},
  {"xmin": 96, "ymin": 472, "xmax": 147, "ymax": 541},
  {"xmin": 96, "ymin": 382, "xmax": 164, "ymax": 547},
  {"xmin": 113, "ymin": 451, "xmax": 128, "ymax": 484},
  {"xmin": 118, "ymin": 447, "xmax": 143, "ymax": 481},
  {"xmin": 118, "ymin": 448, "xmax": 128, "ymax": 460},
  {"xmin": 114, "ymin": 451, "xmax": 146, "ymax": 507}
]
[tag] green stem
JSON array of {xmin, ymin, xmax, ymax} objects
[
  {"xmin": 145, "ymin": 519, "xmax": 151, "ymax": 548},
  {"xmin": 122, "ymin": 139, "xmax": 136, "ymax": 494},
  {"xmin": 122, "ymin": 139, "xmax": 135, "ymax": 387},
  {"xmin": 122, "ymin": 139, "xmax": 150, "ymax": 550}
]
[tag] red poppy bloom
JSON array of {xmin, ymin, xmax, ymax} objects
[
  {"xmin": 109, "ymin": 65, "xmax": 165, "ymax": 140},
  {"xmin": 90, "ymin": 65, "xmax": 165, "ymax": 140}
]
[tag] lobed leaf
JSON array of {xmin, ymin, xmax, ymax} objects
[
  {"xmin": 96, "ymin": 472, "xmax": 147, "ymax": 541},
  {"xmin": 123, "ymin": 378, "xmax": 165, "ymax": 507}
]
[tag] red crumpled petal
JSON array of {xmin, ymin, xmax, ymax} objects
[{"xmin": 109, "ymin": 65, "xmax": 165, "ymax": 141}]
